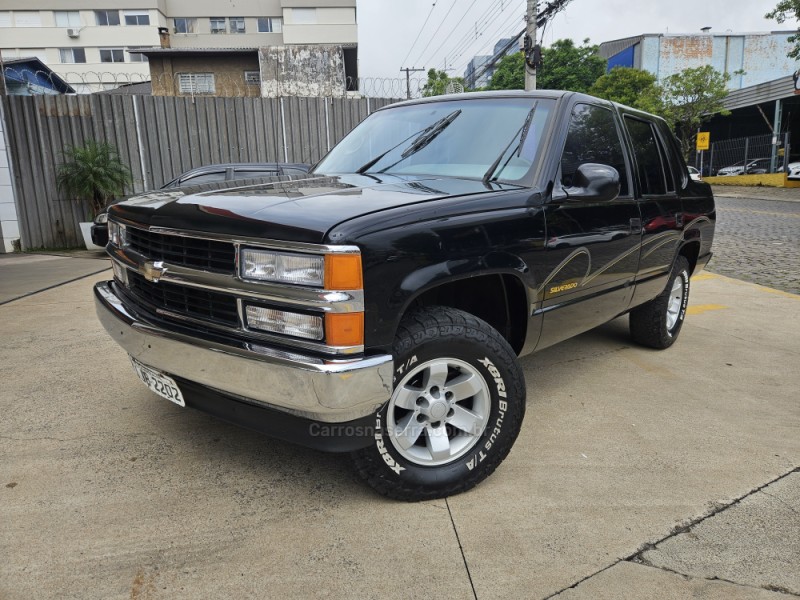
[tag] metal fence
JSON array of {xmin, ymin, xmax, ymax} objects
[
  {"xmin": 1, "ymin": 93, "xmax": 398, "ymax": 250},
  {"xmin": 689, "ymin": 132, "xmax": 792, "ymax": 177}
]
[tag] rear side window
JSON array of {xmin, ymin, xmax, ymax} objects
[
  {"xmin": 560, "ymin": 103, "xmax": 629, "ymax": 196},
  {"xmin": 180, "ymin": 171, "xmax": 227, "ymax": 186},
  {"xmin": 625, "ymin": 117, "xmax": 671, "ymax": 195}
]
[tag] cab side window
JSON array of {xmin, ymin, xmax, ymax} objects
[
  {"xmin": 625, "ymin": 117, "xmax": 671, "ymax": 195},
  {"xmin": 560, "ymin": 103, "xmax": 629, "ymax": 196}
]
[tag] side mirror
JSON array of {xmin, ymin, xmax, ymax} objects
[{"xmin": 564, "ymin": 163, "xmax": 621, "ymax": 203}]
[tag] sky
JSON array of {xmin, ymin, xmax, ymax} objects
[{"xmin": 357, "ymin": 0, "xmax": 800, "ymax": 81}]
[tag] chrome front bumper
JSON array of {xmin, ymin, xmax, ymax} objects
[{"xmin": 94, "ymin": 281, "xmax": 393, "ymax": 423}]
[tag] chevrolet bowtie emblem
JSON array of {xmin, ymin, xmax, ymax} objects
[{"xmin": 141, "ymin": 260, "xmax": 167, "ymax": 283}]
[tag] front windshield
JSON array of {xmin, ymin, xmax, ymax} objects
[{"xmin": 314, "ymin": 97, "xmax": 554, "ymax": 183}]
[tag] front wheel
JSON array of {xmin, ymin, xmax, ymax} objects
[
  {"xmin": 352, "ymin": 306, "xmax": 526, "ymax": 501},
  {"xmin": 629, "ymin": 255, "xmax": 690, "ymax": 349}
]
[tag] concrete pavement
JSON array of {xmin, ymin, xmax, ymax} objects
[
  {"xmin": 0, "ymin": 251, "xmax": 108, "ymax": 304},
  {"xmin": 1, "ymin": 265, "xmax": 798, "ymax": 599}
]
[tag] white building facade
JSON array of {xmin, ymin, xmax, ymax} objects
[{"xmin": 0, "ymin": 0, "xmax": 357, "ymax": 92}]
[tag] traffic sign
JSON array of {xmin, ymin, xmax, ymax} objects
[{"xmin": 696, "ymin": 132, "xmax": 710, "ymax": 151}]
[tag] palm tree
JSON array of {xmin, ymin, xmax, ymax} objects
[{"xmin": 56, "ymin": 140, "xmax": 132, "ymax": 221}]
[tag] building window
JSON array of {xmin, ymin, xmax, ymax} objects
[
  {"xmin": 128, "ymin": 51, "xmax": 148, "ymax": 63},
  {"xmin": 95, "ymin": 10, "xmax": 120, "ymax": 26},
  {"xmin": 54, "ymin": 11, "xmax": 80, "ymax": 28},
  {"xmin": 124, "ymin": 12, "xmax": 150, "ymax": 26},
  {"xmin": 14, "ymin": 12, "xmax": 42, "ymax": 27},
  {"xmin": 100, "ymin": 48, "xmax": 125, "ymax": 63},
  {"xmin": 0, "ymin": 12, "xmax": 11, "ymax": 28},
  {"xmin": 173, "ymin": 17, "xmax": 196, "ymax": 34},
  {"xmin": 59, "ymin": 48, "xmax": 86, "ymax": 64},
  {"xmin": 210, "ymin": 17, "xmax": 226, "ymax": 34},
  {"xmin": 257, "ymin": 17, "xmax": 282, "ymax": 33},
  {"xmin": 244, "ymin": 71, "xmax": 259, "ymax": 85},
  {"xmin": 291, "ymin": 8, "xmax": 317, "ymax": 24},
  {"xmin": 179, "ymin": 73, "xmax": 215, "ymax": 94},
  {"xmin": 229, "ymin": 17, "xmax": 245, "ymax": 33}
]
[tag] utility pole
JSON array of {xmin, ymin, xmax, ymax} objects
[
  {"xmin": 400, "ymin": 67, "xmax": 425, "ymax": 100},
  {"xmin": 524, "ymin": 0, "xmax": 538, "ymax": 91}
]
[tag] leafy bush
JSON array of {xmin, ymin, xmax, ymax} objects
[{"xmin": 56, "ymin": 140, "xmax": 132, "ymax": 220}]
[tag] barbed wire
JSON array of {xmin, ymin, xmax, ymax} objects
[{"xmin": 1, "ymin": 67, "xmax": 433, "ymax": 99}]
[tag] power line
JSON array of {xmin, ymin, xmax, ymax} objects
[
  {"xmin": 464, "ymin": 0, "xmax": 572, "ymax": 87},
  {"xmin": 441, "ymin": 0, "xmax": 512, "ymax": 70},
  {"xmin": 466, "ymin": 29, "xmax": 525, "ymax": 87},
  {"xmin": 399, "ymin": 1, "xmax": 439, "ymax": 70},
  {"xmin": 409, "ymin": 0, "xmax": 460, "ymax": 68},
  {"xmin": 449, "ymin": 5, "xmax": 523, "ymax": 73},
  {"xmin": 416, "ymin": 0, "xmax": 482, "ymax": 68}
]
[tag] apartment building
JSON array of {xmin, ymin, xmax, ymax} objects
[{"xmin": 0, "ymin": 1, "xmax": 357, "ymax": 92}]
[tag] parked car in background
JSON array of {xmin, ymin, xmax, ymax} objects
[
  {"xmin": 715, "ymin": 158, "xmax": 771, "ymax": 176},
  {"xmin": 688, "ymin": 166, "xmax": 702, "ymax": 181},
  {"xmin": 787, "ymin": 162, "xmax": 800, "ymax": 180},
  {"xmin": 91, "ymin": 162, "xmax": 310, "ymax": 246}
]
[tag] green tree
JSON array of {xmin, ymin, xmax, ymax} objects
[
  {"xmin": 588, "ymin": 67, "xmax": 659, "ymax": 109},
  {"xmin": 537, "ymin": 39, "xmax": 607, "ymax": 93},
  {"xmin": 56, "ymin": 140, "xmax": 132, "ymax": 220},
  {"xmin": 422, "ymin": 68, "xmax": 466, "ymax": 97},
  {"xmin": 766, "ymin": 1, "xmax": 800, "ymax": 58},
  {"xmin": 655, "ymin": 66, "xmax": 732, "ymax": 158},
  {"xmin": 487, "ymin": 52, "xmax": 525, "ymax": 90}
]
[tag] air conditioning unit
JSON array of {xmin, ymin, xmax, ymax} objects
[{"xmin": 67, "ymin": 28, "xmax": 80, "ymax": 38}]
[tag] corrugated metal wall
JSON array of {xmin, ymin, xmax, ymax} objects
[{"xmin": 0, "ymin": 94, "xmax": 397, "ymax": 250}]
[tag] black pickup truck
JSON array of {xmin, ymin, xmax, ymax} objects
[{"xmin": 95, "ymin": 91, "xmax": 714, "ymax": 501}]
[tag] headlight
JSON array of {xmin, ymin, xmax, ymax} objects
[
  {"xmin": 239, "ymin": 249, "xmax": 363, "ymax": 290},
  {"xmin": 240, "ymin": 249, "xmax": 324, "ymax": 287},
  {"xmin": 108, "ymin": 221, "xmax": 126, "ymax": 247},
  {"xmin": 95, "ymin": 213, "xmax": 108, "ymax": 224},
  {"xmin": 245, "ymin": 305, "xmax": 324, "ymax": 340}
]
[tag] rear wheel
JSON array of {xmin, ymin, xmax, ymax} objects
[
  {"xmin": 352, "ymin": 306, "xmax": 526, "ymax": 501},
  {"xmin": 630, "ymin": 256, "xmax": 690, "ymax": 349}
]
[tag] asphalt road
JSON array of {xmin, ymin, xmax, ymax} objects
[{"xmin": 710, "ymin": 196, "xmax": 800, "ymax": 295}]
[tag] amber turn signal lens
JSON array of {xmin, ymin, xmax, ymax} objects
[
  {"xmin": 326, "ymin": 312, "xmax": 364, "ymax": 346},
  {"xmin": 325, "ymin": 254, "xmax": 363, "ymax": 290}
]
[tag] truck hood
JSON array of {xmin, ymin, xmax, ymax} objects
[{"xmin": 109, "ymin": 174, "xmax": 510, "ymax": 243}]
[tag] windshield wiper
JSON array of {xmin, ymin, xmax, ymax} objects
[
  {"xmin": 355, "ymin": 127, "xmax": 429, "ymax": 174},
  {"xmin": 355, "ymin": 109, "xmax": 462, "ymax": 175},
  {"xmin": 482, "ymin": 103, "xmax": 538, "ymax": 186},
  {"xmin": 377, "ymin": 109, "xmax": 462, "ymax": 174}
]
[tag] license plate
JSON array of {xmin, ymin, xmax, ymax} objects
[{"xmin": 130, "ymin": 357, "xmax": 185, "ymax": 407}]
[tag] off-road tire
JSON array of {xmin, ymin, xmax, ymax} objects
[
  {"xmin": 352, "ymin": 306, "xmax": 526, "ymax": 501},
  {"xmin": 629, "ymin": 256, "xmax": 690, "ymax": 349}
]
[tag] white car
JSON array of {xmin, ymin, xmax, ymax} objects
[
  {"xmin": 787, "ymin": 161, "xmax": 800, "ymax": 180},
  {"xmin": 687, "ymin": 166, "xmax": 702, "ymax": 181}
]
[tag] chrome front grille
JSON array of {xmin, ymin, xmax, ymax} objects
[
  {"xmin": 110, "ymin": 221, "xmax": 365, "ymax": 355},
  {"xmin": 128, "ymin": 271, "xmax": 239, "ymax": 327},
  {"xmin": 126, "ymin": 227, "xmax": 236, "ymax": 274}
]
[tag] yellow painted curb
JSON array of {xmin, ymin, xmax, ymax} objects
[{"xmin": 704, "ymin": 173, "xmax": 784, "ymax": 187}]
